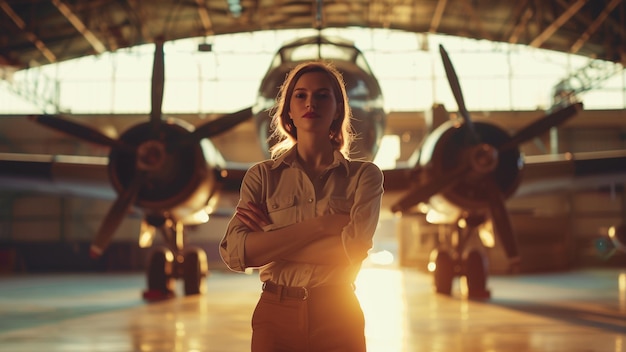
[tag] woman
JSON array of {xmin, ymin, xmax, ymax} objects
[{"xmin": 220, "ymin": 61, "xmax": 383, "ymax": 351}]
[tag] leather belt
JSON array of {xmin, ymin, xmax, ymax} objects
[{"xmin": 262, "ymin": 281, "xmax": 309, "ymax": 300}]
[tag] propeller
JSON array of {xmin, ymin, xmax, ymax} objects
[
  {"xmin": 87, "ymin": 39, "xmax": 171, "ymax": 257},
  {"xmin": 391, "ymin": 163, "xmax": 469, "ymax": 213},
  {"xmin": 88, "ymin": 41, "xmax": 165, "ymax": 258},
  {"xmin": 90, "ymin": 171, "xmax": 146, "ymax": 257},
  {"xmin": 163, "ymin": 107, "xmax": 253, "ymax": 154},
  {"xmin": 181, "ymin": 107, "xmax": 253, "ymax": 148},
  {"xmin": 392, "ymin": 45, "xmax": 582, "ymax": 267},
  {"xmin": 498, "ymin": 102, "xmax": 582, "ymax": 152},
  {"xmin": 150, "ymin": 38, "xmax": 165, "ymax": 135},
  {"xmin": 28, "ymin": 115, "xmax": 134, "ymax": 153},
  {"xmin": 483, "ymin": 175, "xmax": 517, "ymax": 259},
  {"xmin": 439, "ymin": 45, "xmax": 479, "ymax": 145},
  {"xmin": 391, "ymin": 45, "xmax": 476, "ymax": 213},
  {"xmin": 30, "ymin": 109, "xmax": 142, "ymax": 258},
  {"xmin": 37, "ymin": 39, "xmax": 253, "ymax": 258},
  {"xmin": 392, "ymin": 45, "xmax": 582, "ymax": 264}
]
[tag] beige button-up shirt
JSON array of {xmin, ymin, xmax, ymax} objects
[{"xmin": 219, "ymin": 146, "xmax": 384, "ymax": 288}]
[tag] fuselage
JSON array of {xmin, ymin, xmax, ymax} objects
[{"xmin": 252, "ymin": 35, "xmax": 386, "ymax": 161}]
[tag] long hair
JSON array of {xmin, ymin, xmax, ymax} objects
[{"xmin": 268, "ymin": 61, "xmax": 353, "ymax": 159}]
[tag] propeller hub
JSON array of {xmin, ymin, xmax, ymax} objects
[
  {"xmin": 137, "ymin": 140, "xmax": 166, "ymax": 171},
  {"xmin": 469, "ymin": 143, "xmax": 498, "ymax": 174}
]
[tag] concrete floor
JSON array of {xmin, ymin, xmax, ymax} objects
[{"xmin": 0, "ymin": 265, "xmax": 625, "ymax": 352}]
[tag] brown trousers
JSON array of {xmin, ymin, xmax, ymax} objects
[{"xmin": 251, "ymin": 284, "xmax": 366, "ymax": 352}]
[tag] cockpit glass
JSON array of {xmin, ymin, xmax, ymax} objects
[
  {"xmin": 288, "ymin": 43, "xmax": 352, "ymax": 62},
  {"xmin": 269, "ymin": 39, "xmax": 373, "ymax": 76}
]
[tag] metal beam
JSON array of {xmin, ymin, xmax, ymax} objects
[
  {"xmin": 459, "ymin": 0, "xmax": 492, "ymax": 40},
  {"xmin": 0, "ymin": 0, "xmax": 57, "ymax": 63},
  {"xmin": 51, "ymin": 0, "xmax": 107, "ymax": 54},
  {"xmin": 529, "ymin": 0, "xmax": 587, "ymax": 48},
  {"xmin": 570, "ymin": 0, "xmax": 623, "ymax": 54},
  {"xmin": 505, "ymin": 0, "xmax": 531, "ymax": 43},
  {"xmin": 195, "ymin": 0, "xmax": 214, "ymax": 36},
  {"xmin": 125, "ymin": 0, "xmax": 150, "ymax": 43},
  {"xmin": 509, "ymin": 7, "xmax": 533, "ymax": 44},
  {"xmin": 429, "ymin": 0, "xmax": 447, "ymax": 33}
]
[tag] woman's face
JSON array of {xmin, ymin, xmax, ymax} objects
[{"xmin": 288, "ymin": 71, "xmax": 339, "ymax": 137}]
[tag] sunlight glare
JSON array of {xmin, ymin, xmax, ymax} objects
[
  {"xmin": 368, "ymin": 250, "xmax": 395, "ymax": 265},
  {"xmin": 373, "ymin": 134, "xmax": 401, "ymax": 169},
  {"xmin": 355, "ymin": 268, "xmax": 407, "ymax": 352}
]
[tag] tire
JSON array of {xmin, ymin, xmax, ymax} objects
[
  {"xmin": 146, "ymin": 248, "xmax": 175, "ymax": 294},
  {"xmin": 183, "ymin": 248, "xmax": 208, "ymax": 296},
  {"xmin": 433, "ymin": 251, "xmax": 454, "ymax": 295},
  {"xmin": 464, "ymin": 251, "xmax": 490, "ymax": 299}
]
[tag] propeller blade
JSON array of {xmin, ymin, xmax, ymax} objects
[
  {"xmin": 439, "ymin": 45, "xmax": 478, "ymax": 144},
  {"xmin": 29, "ymin": 115, "xmax": 132, "ymax": 150},
  {"xmin": 484, "ymin": 177, "xmax": 519, "ymax": 262},
  {"xmin": 391, "ymin": 164, "xmax": 468, "ymax": 213},
  {"xmin": 150, "ymin": 39, "xmax": 165, "ymax": 132},
  {"xmin": 30, "ymin": 115, "xmax": 133, "ymax": 152},
  {"xmin": 189, "ymin": 107, "xmax": 253, "ymax": 142},
  {"xmin": 90, "ymin": 171, "xmax": 145, "ymax": 258},
  {"xmin": 499, "ymin": 102, "xmax": 582, "ymax": 152}
]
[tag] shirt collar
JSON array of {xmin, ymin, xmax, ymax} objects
[{"xmin": 270, "ymin": 145, "xmax": 350, "ymax": 175}]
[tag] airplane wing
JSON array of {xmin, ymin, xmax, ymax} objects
[
  {"xmin": 516, "ymin": 150, "xmax": 626, "ymax": 197},
  {"xmin": 0, "ymin": 151, "xmax": 250, "ymax": 207},
  {"xmin": 0, "ymin": 152, "xmax": 114, "ymax": 199},
  {"xmin": 382, "ymin": 149, "xmax": 626, "ymax": 197}
]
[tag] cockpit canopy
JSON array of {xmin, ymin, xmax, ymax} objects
[{"xmin": 269, "ymin": 36, "xmax": 374, "ymax": 76}]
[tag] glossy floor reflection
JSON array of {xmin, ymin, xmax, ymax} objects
[{"xmin": 0, "ymin": 266, "xmax": 625, "ymax": 351}]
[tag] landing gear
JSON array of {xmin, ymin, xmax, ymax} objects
[
  {"xmin": 429, "ymin": 217, "xmax": 492, "ymax": 299},
  {"xmin": 143, "ymin": 247, "xmax": 175, "ymax": 300},
  {"xmin": 431, "ymin": 250, "xmax": 454, "ymax": 295},
  {"xmin": 142, "ymin": 219, "xmax": 210, "ymax": 301},
  {"xmin": 183, "ymin": 247, "xmax": 209, "ymax": 295},
  {"xmin": 430, "ymin": 249, "xmax": 491, "ymax": 299},
  {"xmin": 463, "ymin": 251, "xmax": 491, "ymax": 299}
]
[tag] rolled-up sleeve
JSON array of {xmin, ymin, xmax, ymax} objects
[
  {"xmin": 342, "ymin": 162, "xmax": 384, "ymax": 263},
  {"xmin": 219, "ymin": 163, "xmax": 264, "ymax": 272}
]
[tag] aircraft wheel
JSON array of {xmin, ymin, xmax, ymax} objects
[
  {"xmin": 464, "ymin": 251, "xmax": 491, "ymax": 300},
  {"xmin": 183, "ymin": 247, "xmax": 209, "ymax": 296},
  {"xmin": 433, "ymin": 251, "xmax": 454, "ymax": 295},
  {"xmin": 143, "ymin": 248, "xmax": 175, "ymax": 300}
]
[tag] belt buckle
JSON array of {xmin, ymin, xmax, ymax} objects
[{"xmin": 301, "ymin": 286, "xmax": 308, "ymax": 300}]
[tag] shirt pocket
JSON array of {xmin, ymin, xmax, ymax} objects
[
  {"xmin": 328, "ymin": 196, "xmax": 353, "ymax": 215},
  {"xmin": 266, "ymin": 195, "xmax": 297, "ymax": 230}
]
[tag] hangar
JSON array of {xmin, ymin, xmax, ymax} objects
[
  {"xmin": 0, "ymin": 1, "xmax": 625, "ymax": 351},
  {"xmin": 1, "ymin": 0, "xmax": 625, "ymax": 272}
]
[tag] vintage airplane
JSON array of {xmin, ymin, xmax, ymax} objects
[
  {"xmin": 385, "ymin": 45, "xmax": 626, "ymax": 299},
  {"xmin": 0, "ymin": 34, "xmax": 386, "ymax": 300},
  {"xmin": 1, "ymin": 34, "xmax": 625, "ymax": 301}
]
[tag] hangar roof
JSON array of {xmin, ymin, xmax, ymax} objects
[{"xmin": 0, "ymin": 0, "xmax": 625, "ymax": 70}]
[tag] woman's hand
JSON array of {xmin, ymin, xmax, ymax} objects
[{"xmin": 236, "ymin": 201, "xmax": 272, "ymax": 232}]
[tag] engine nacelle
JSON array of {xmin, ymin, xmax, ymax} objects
[{"xmin": 419, "ymin": 120, "xmax": 523, "ymax": 212}]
